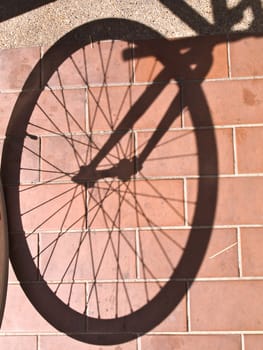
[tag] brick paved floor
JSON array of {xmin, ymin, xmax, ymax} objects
[{"xmin": 0, "ymin": 32, "xmax": 263, "ymax": 349}]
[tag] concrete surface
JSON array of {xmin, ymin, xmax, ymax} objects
[{"xmin": 0, "ymin": 0, "xmax": 262, "ymax": 48}]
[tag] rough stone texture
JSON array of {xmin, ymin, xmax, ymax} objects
[{"xmin": 0, "ymin": 0, "xmax": 262, "ymax": 48}]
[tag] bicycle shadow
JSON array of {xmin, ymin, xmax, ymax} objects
[
  {"xmin": 1, "ymin": 12, "xmax": 262, "ymax": 347},
  {"xmin": 0, "ymin": 0, "xmax": 57, "ymax": 22}
]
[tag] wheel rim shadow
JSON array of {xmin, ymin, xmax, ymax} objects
[{"xmin": 1, "ymin": 19, "xmax": 218, "ymax": 344}]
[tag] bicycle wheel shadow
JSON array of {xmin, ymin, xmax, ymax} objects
[{"xmin": 0, "ymin": 18, "xmax": 261, "ymax": 344}]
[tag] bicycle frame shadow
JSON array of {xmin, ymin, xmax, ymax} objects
[
  {"xmin": 1, "ymin": 9, "xmax": 263, "ymax": 347},
  {"xmin": 0, "ymin": 0, "xmax": 57, "ymax": 23}
]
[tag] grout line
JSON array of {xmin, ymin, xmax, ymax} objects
[
  {"xmin": 232, "ymin": 127, "xmax": 238, "ymax": 174},
  {"xmin": 1, "ymin": 74, "xmax": 263, "ymax": 94},
  {"xmin": 15, "ymin": 223, "xmax": 263, "ymax": 236},
  {"xmin": 38, "ymin": 136, "xmax": 42, "ymax": 183},
  {"xmin": 136, "ymin": 228, "xmax": 140, "ymax": 279},
  {"xmin": 180, "ymin": 83, "xmax": 185, "ymax": 128},
  {"xmin": 237, "ymin": 227, "xmax": 243, "ymax": 277},
  {"xmin": 183, "ymin": 178, "xmax": 188, "ymax": 226},
  {"xmin": 40, "ymin": 46, "xmax": 45, "ymax": 90},
  {"xmin": 241, "ymin": 333, "xmax": 245, "ymax": 350},
  {"xmin": 227, "ymin": 37, "xmax": 232, "ymax": 79},
  {"xmin": 186, "ymin": 282, "xmax": 191, "ymax": 332},
  {"xmin": 132, "ymin": 41, "xmax": 136, "ymax": 84},
  {"xmin": 1, "ymin": 330, "xmax": 262, "ymax": 336},
  {"xmin": 1, "ymin": 75, "xmax": 263, "ymax": 94},
  {"xmin": 8, "ymin": 276, "xmax": 263, "ymax": 286},
  {"xmin": 4, "ymin": 123, "xmax": 263, "ymax": 137},
  {"xmin": 37, "ymin": 334, "xmax": 40, "ymax": 350},
  {"xmin": 85, "ymin": 87, "xmax": 89, "ymax": 133},
  {"xmin": 137, "ymin": 334, "xmax": 142, "ymax": 350}
]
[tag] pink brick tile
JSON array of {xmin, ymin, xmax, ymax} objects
[
  {"xmin": 41, "ymin": 134, "xmax": 88, "ymax": 182},
  {"xmin": 187, "ymin": 177, "xmax": 263, "ymax": 225},
  {"xmin": 190, "ymin": 280, "xmax": 263, "ymax": 330},
  {"xmin": 20, "ymin": 136, "xmax": 40, "ymax": 183},
  {"xmin": 244, "ymin": 335, "xmax": 263, "ymax": 350},
  {"xmin": 40, "ymin": 230, "xmax": 136, "ymax": 281},
  {"xmin": 131, "ymin": 83, "xmax": 181, "ymax": 129},
  {"xmin": 88, "ymin": 85, "xmax": 132, "ymax": 132},
  {"xmin": 236, "ymin": 127, "xmax": 263, "ymax": 173},
  {"xmin": 0, "ymin": 92, "xmax": 19, "ymax": 137},
  {"xmin": 134, "ymin": 35, "xmax": 228, "ymax": 83},
  {"xmin": 0, "ymin": 336, "xmax": 37, "ymax": 350},
  {"xmin": 137, "ymin": 128, "xmax": 234, "ymax": 177},
  {"xmin": 44, "ymin": 46, "xmax": 87, "ymax": 88},
  {"xmin": 141, "ymin": 334, "xmax": 241, "ymax": 350},
  {"xmin": 28, "ymin": 89, "xmax": 86, "ymax": 136},
  {"xmin": 17, "ymin": 183, "xmax": 86, "ymax": 232},
  {"xmin": 87, "ymin": 281, "xmax": 187, "ymax": 332},
  {"xmin": 230, "ymin": 35, "xmax": 263, "ymax": 77},
  {"xmin": 9, "ymin": 233, "xmax": 39, "ymax": 282},
  {"xmin": 240, "ymin": 227, "xmax": 263, "ymax": 276},
  {"xmin": 183, "ymin": 79, "xmax": 263, "ymax": 127},
  {"xmin": 87, "ymin": 180, "xmax": 137, "ymax": 230},
  {"xmin": 86, "ymin": 230, "xmax": 136, "ymax": 281},
  {"xmin": 139, "ymin": 228, "xmax": 238, "ymax": 279},
  {"xmin": 90, "ymin": 128, "xmax": 135, "ymax": 170},
  {"xmin": 1, "ymin": 284, "xmax": 55, "ymax": 331},
  {"xmin": 134, "ymin": 179, "xmax": 185, "ymax": 227},
  {"xmin": 88, "ymin": 83, "xmax": 181, "ymax": 132},
  {"xmin": 48, "ymin": 283, "xmax": 86, "ymax": 314},
  {"xmin": 85, "ymin": 41, "xmax": 132, "ymax": 85},
  {"xmin": 0, "ymin": 47, "xmax": 40, "ymax": 90},
  {"xmin": 39, "ymin": 335, "xmax": 136, "ymax": 349}
]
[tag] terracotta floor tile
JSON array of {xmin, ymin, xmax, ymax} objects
[
  {"xmin": 88, "ymin": 83, "xmax": 181, "ymax": 132},
  {"xmin": 236, "ymin": 126, "xmax": 263, "ymax": 173},
  {"xmin": 187, "ymin": 177, "xmax": 263, "ymax": 225},
  {"xmin": 88, "ymin": 85, "xmax": 132, "ymax": 132},
  {"xmin": 141, "ymin": 335, "xmax": 241, "ymax": 350},
  {"xmin": 131, "ymin": 83, "xmax": 181, "ymax": 129},
  {"xmin": 28, "ymin": 89, "xmax": 86, "ymax": 136},
  {"xmin": 40, "ymin": 230, "xmax": 136, "ymax": 282},
  {"xmin": 137, "ymin": 128, "xmax": 233, "ymax": 177},
  {"xmin": 0, "ymin": 92, "xmax": 19, "ymax": 137},
  {"xmin": 244, "ymin": 335, "xmax": 263, "ymax": 350},
  {"xmin": 183, "ymin": 79, "xmax": 263, "ymax": 127},
  {"xmin": 190, "ymin": 280, "xmax": 263, "ymax": 330},
  {"xmin": 87, "ymin": 281, "xmax": 187, "ymax": 332},
  {"xmin": 20, "ymin": 136, "xmax": 40, "ymax": 183},
  {"xmin": 240, "ymin": 227, "xmax": 263, "ymax": 276},
  {"xmin": 90, "ymin": 129, "xmax": 135, "ymax": 170},
  {"xmin": 1, "ymin": 284, "xmax": 55, "ymax": 332},
  {"xmin": 9, "ymin": 233, "xmax": 39, "ymax": 282},
  {"xmin": 43, "ymin": 46, "xmax": 87, "ymax": 88},
  {"xmin": 0, "ymin": 336, "xmax": 37, "ymax": 350},
  {"xmin": 41, "ymin": 134, "xmax": 88, "ymax": 182},
  {"xmin": 230, "ymin": 35, "xmax": 263, "ymax": 77},
  {"xmin": 139, "ymin": 228, "xmax": 238, "ymax": 279},
  {"xmin": 85, "ymin": 41, "xmax": 132, "ymax": 85},
  {"xmin": 134, "ymin": 179, "xmax": 185, "ymax": 227},
  {"xmin": 48, "ymin": 283, "xmax": 86, "ymax": 314},
  {"xmin": 17, "ymin": 183, "xmax": 86, "ymax": 232},
  {"xmin": 87, "ymin": 180, "xmax": 137, "ymax": 230},
  {"xmin": 0, "ymin": 47, "xmax": 40, "ymax": 90},
  {"xmin": 134, "ymin": 35, "xmax": 228, "ymax": 83},
  {"xmin": 39, "ymin": 335, "xmax": 136, "ymax": 350}
]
